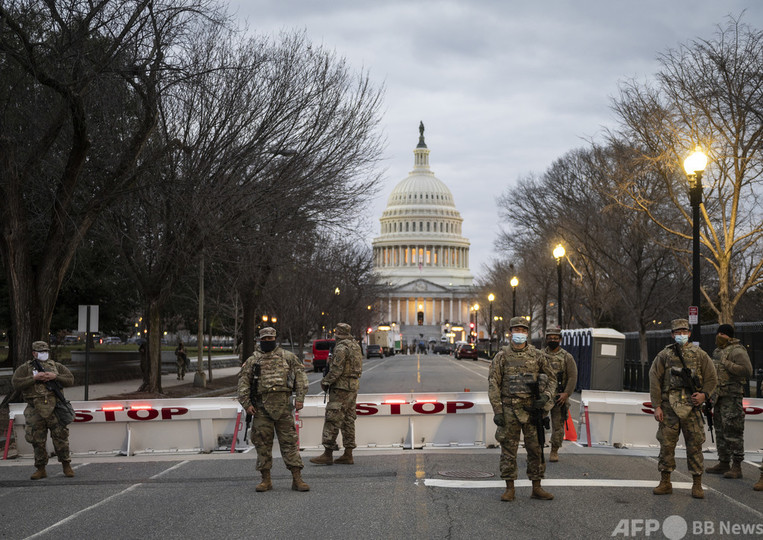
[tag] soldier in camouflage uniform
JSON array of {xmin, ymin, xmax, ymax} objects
[
  {"xmin": 310, "ymin": 323, "xmax": 363, "ymax": 465},
  {"xmin": 542, "ymin": 325, "xmax": 577, "ymax": 463},
  {"xmin": 238, "ymin": 327, "xmax": 309, "ymax": 492},
  {"xmin": 649, "ymin": 319, "xmax": 716, "ymax": 499},
  {"xmin": 705, "ymin": 324, "xmax": 752, "ymax": 479},
  {"xmin": 488, "ymin": 316, "xmax": 556, "ymax": 501},
  {"xmin": 11, "ymin": 341, "xmax": 75, "ymax": 480}
]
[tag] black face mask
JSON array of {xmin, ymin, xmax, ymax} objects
[
  {"xmin": 547, "ymin": 341, "xmax": 560, "ymax": 350},
  {"xmin": 260, "ymin": 340, "xmax": 276, "ymax": 353}
]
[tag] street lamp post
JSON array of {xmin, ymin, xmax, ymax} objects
[
  {"xmin": 553, "ymin": 244, "xmax": 565, "ymax": 325},
  {"xmin": 488, "ymin": 294, "xmax": 495, "ymax": 356},
  {"xmin": 684, "ymin": 148, "xmax": 708, "ymax": 345},
  {"xmin": 473, "ymin": 303, "xmax": 480, "ymax": 343},
  {"xmin": 510, "ymin": 276, "xmax": 518, "ymax": 317}
]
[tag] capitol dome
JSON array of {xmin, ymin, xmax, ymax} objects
[
  {"xmin": 372, "ymin": 123, "xmax": 472, "ymax": 287},
  {"xmin": 370, "ymin": 123, "xmax": 476, "ymax": 349}
]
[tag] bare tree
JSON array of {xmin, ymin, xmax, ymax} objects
[
  {"xmin": 609, "ymin": 16, "xmax": 763, "ymax": 324},
  {"xmin": 0, "ymin": 0, "xmax": 221, "ymax": 367}
]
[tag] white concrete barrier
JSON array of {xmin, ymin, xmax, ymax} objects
[
  {"xmin": 8, "ymin": 397, "xmax": 244, "ymax": 457},
  {"xmin": 581, "ymin": 390, "xmax": 763, "ymax": 451},
  {"xmin": 5, "ymin": 392, "xmax": 497, "ymax": 457},
  {"xmin": 298, "ymin": 392, "xmax": 495, "ymax": 449}
]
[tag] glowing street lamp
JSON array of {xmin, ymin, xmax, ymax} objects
[
  {"xmin": 510, "ymin": 276, "xmax": 519, "ymax": 317},
  {"xmin": 684, "ymin": 148, "xmax": 708, "ymax": 344},
  {"xmin": 487, "ymin": 293, "xmax": 495, "ymax": 355},
  {"xmin": 553, "ymin": 244, "xmax": 566, "ymax": 325}
]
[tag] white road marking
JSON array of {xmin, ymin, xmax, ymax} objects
[
  {"xmin": 450, "ymin": 358, "xmax": 489, "ymax": 378},
  {"xmin": 422, "ymin": 478, "xmax": 695, "ymax": 489},
  {"xmin": 24, "ymin": 460, "xmax": 190, "ymax": 540},
  {"xmin": 645, "ymin": 456, "xmax": 763, "ymax": 519}
]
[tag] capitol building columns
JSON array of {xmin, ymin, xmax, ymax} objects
[{"xmin": 371, "ymin": 123, "xmax": 475, "ymax": 349}]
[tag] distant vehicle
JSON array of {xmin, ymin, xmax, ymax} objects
[
  {"xmin": 102, "ymin": 337, "xmax": 122, "ymax": 345},
  {"xmin": 368, "ymin": 329, "xmax": 397, "ymax": 356},
  {"xmin": 366, "ymin": 344, "xmax": 384, "ymax": 359},
  {"xmin": 312, "ymin": 339, "xmax": 335, "ymax": 372},
  {"xmin": 455, "ymin": 342, "xmax": 478, "ymax": 360},
  {"xmin": 63, "ymin": 335, "xmax": 80, "ymax": 344},
  {"xmin": 433, "ymin": 343, "xmax": 453, "ymax": 355}
]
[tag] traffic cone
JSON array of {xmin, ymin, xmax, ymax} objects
[{"xmin": 564, "ymin": 411, "xmax": 577, "ymax": 441}]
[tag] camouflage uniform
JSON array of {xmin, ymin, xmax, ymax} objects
[
  {"xmin": 543, "ymin": 328, "xmax": 577, "ymax": 453},
  {"xmin": 649, "ymin": 328, "xmax": 716, "ymax": 476},
  {"xmin": 488, "ymin": 338, "xmax": 556, "ymax": 481},
  {"xmin": 711, "ymin": 337, "xmax": 752, "ymax": 465},
  {"xmin": 238, "ymin": 337, "xmax": 308, "ymax": 473},
  {"xmin": 11, "ymin": 343, "xmax": 74, "ymax": 472},
  {"xmin": 319, "ymin": 325, "xmax": 363, "ymax": 452},
  {"xmin": 175, "ymin": 343, "xmax": 187, "ymax": 380}
]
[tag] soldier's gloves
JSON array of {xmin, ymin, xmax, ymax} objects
[
  {"xmin": 321, "ymin": 382, "xmax": 329, "ymax": 393},
  {"xmin": 493, "ymin": 413, "xmax": 506, "ymax": 427},
  {"xmin": 532, "ymin": 395, "xmax": 549, "ymax": 410}
]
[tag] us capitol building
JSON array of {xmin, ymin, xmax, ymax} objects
[{"xmin": 371, "ymin": 123, "xmax": 476, "ymax": 348}]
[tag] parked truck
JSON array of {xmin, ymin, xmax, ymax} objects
[{"xmin": 369, "ymin": 328, "xmax": 398, "ymax": 356}]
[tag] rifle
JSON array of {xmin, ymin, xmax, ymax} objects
[
  {"xmin": 526, "ymin": 380, "xmax": 551, "ymax": 463},
  {"xmin": 673, "ymin": 343, "xmax": 714, "ymax": 442},
  {"xmin": 557, "ymin": 380, "xmax": 569, "ymax": 427},
  {"xmin": 244, "ymin": 362, "xmax": 260, "ymax": 442},
  {"xmin": 322, "ymin": 350, "xmax": 333, "ymax": 403}
]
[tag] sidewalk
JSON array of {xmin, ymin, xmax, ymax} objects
[
  {"xmin": 64, "ymin": 365, "xmax": 243, "ymax": 400},
  {"xmin": 1, "ymin": 364, "xmax": 243, "ymax": 403}
]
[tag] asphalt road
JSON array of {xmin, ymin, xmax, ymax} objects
[
  {"xmin": 2, "ymin": 352, "xmax": 761, "ymax": 539},
  {"xmin": 305, "ymin": 352, "xmax": 490, "ymax": 395}
]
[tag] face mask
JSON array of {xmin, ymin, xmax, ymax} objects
[
  {"xmin": 674, "ymin": 335, "xmax": 689, "ymax": 346},
  {"xmin": 260, "ymin": 340, "xmax": 276, "ymax": 353},
  {"xmin": 715, "ymin": 335, "xmax": 729, "ymax": 348},
  {"xmin": 546, "ymin": 341, "xmax": 560, "ymax": 350},
  {"xmin": 36, "ymin": 352, "xmax": 49, "ymax": 361},
  {"xmin": 511, "ymin": 333, "xmax": 528, "ymax": 344}
]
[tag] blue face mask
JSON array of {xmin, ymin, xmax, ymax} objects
[
  {"xmin": 511, "ymin": 333, "xmax": 528, "ymax": 344},
  {"xmin": 674, "ymin": 335, "xmax": 689, "ymax": 345}
]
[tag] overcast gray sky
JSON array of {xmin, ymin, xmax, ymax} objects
[{"xmin": 228, "ymin": 0, "xmax": 763, "ymax": 278}]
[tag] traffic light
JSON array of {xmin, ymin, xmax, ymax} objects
[{"xmin": 469, "ymin": 323, "xmax": 474, "ymax": 329}]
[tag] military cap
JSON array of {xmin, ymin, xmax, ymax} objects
[
  {"xmin": 32, "ymin": 341, "xmax": 50, "ymax": 352},
  {"xmin": 259, "ymin": 327, "xmax": 277, "ymax": 338},
  {"xmin": 334, "ymin": 323, "xmax": 352, "ymax": 338},
  {"xmin": 717, "ymin": 323, "xmax": 734, "ymax": 338},
  {"xmin": 509, "ymin": 316, "xmax": 530, "ymax": 330},
  {"xmin": 671, "ymin": 319, "xmax": 690, "ymax": 332},
  {"xmin": 545, "ymin": 325, "xmax": 562, "ymax": 336}
]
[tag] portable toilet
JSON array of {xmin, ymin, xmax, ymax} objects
[{"xmin": 562, "ymin": 328, "xmax": 626, "ymax": 391}]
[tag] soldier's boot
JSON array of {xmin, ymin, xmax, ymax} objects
[
  {"xmin": 753, "ymin": 472, "xmax": 763, "ymax": 491},
  {"xmin": 691, "ymin": 475, "xmax": 704, "ymax": 499},
  {"xmin": 255, "ymin": 470, "xmax": 272, "ymax": 492},
  {"xmin": 500, "ymin": 480, "xmax": 515, "ymax": 501},
  {"xmin": 723, "ymin": 460, "xmax": 743, "ymax": 479},
  {"xmin": 334, "ymin": 449, "xmax": 354, "ymax": 464},
  {"xmin": 30, "ymin": 467, "xmax": 47, "ymax": 480},
  {"xmin": 530, "ymin": 480, "xmax": 554, "ymax": 500},
  {"xmin": 653, "ymin": 472, "xmax": 672, "ymax": 495},
  {"xmin": 290, "ymin": 468, "xmax": 310, "ymax": 492},
  {"xmin": 309, "ymin": 449, "xmax": 334, "ymax": 465},
  {"xmin": 706, "ymin": 460, "xmax": 730, "ymax": 474},
  {"xmin": 549, "ymin": 447, "xmax": 559, "ymax": 462},
  {"xmin": 62, "ymin": 462, "xmax": 75, "ymax": 477}
]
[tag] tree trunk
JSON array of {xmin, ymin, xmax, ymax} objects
[
  {"xmin": 148, "ymin": 298, "xmax": 163, "ymax": 394},
  {"xmin": 241, "ymin": 288, "xmax": 258, "ymax": 363}
]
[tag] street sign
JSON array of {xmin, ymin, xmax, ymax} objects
[{"xmin": 688, "ymin": 306, "xmax": 698, "ymax": 325}]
